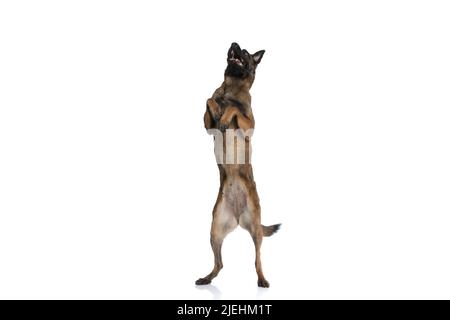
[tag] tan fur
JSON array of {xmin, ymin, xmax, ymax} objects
[{"xmin": 197, "ymin": 65, "xmax": 278, "ymax": 288}]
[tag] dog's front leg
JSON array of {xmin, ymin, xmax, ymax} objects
[
  {"xmin": 218, "ymin": 107, "xmax": 238, "ymax": 131},
  {"xmin": 207, "ymin": 98, "xmax": 222, "ymax": 121},
  {"xmin": 219, "ymin": 107, "xmax": 254, "ymax": 131},
  {"xmin": 204, "ymin": 98, "xmax": 223, "ymax": 129},
  {"xmin": 235, "ymin": 112, "xmax": 254, "ymax": 131},
  {"xmin": 204, "ymin": 108, "xmax": 214, "ymax": 129}
]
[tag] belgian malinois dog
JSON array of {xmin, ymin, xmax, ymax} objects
[{"xmin": 196, "ymin": 42, "xmax": 280, "ymax": 288}]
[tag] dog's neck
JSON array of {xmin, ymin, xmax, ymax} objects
[{"xmin": 222, "ymin": 76, "xmax": 252, "ymax": 107}]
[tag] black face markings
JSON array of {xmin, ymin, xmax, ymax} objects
[
  {"xmin": 225, "ymin": 62, "xmax": 251, "ymax": 78},
  {"xmin": 225, "ymin": 43, "xmax": 263, "ymax": 79}
]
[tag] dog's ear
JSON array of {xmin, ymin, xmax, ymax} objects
[{"xmin": 252, "ymin": 50, "xmax": 265, "ymax": 65}]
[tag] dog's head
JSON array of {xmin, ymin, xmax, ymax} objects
[{"xmin": 225, "ymin": 42, "xmax": 265, "ymax": 84}]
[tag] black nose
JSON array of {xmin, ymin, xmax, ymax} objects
[{"xmin": 230, "ymin": 43, "xmax": 241, "ymax": 56}]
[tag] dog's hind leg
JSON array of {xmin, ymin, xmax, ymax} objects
[
  {"xmin": 242, "ymin": 217, "xmax": 270, "ymax": 288},
  {"xmin": 196, "ymin": 198, "xmax": 237, "ymax": 285},
  {"xmin": 252, "ymin": 226, "xmax": 270, "ymax": 288},
  {"xmin": 239, "ymin": 191, "xmax": 270, "ymax": 288}
]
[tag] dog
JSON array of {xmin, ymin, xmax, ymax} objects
[{"xmin": 196, "ymin": 42, "xmax": 280, "ymax": 288}]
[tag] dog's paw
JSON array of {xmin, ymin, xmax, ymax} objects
[
  {"xmin": 217, "ymin": 117, "xmax": 232, "ymax": 131},
  {"xmin": 218, "ymin": 120, "xmax": 230, "ymax": 131},
  {"xmin": 195, "ymin": 278, "xmax": 212, "ymax": 285},
  {"xmin": 213, "ymin": 111, "xmax": 223, "ymax": 122},
  {"xmin": 257, "ymin": 278, "xmax": 270, "ymax": 288},
  {"xmin": 207, "ymin": 99, "xmax": 222, "ymax": 121}
]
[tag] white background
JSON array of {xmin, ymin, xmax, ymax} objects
[{"xmin": 1, "ymin": 1, "xmax": 449, "ymax": 299}]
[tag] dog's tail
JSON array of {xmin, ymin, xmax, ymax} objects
[{"xmin": 262, "ymin": 224, "xmax": 281, "ymax": 237}]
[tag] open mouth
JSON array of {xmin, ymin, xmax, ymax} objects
[{"xmin": 229, "ymin": 50, "xmax": 244, "ymax": 67}]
